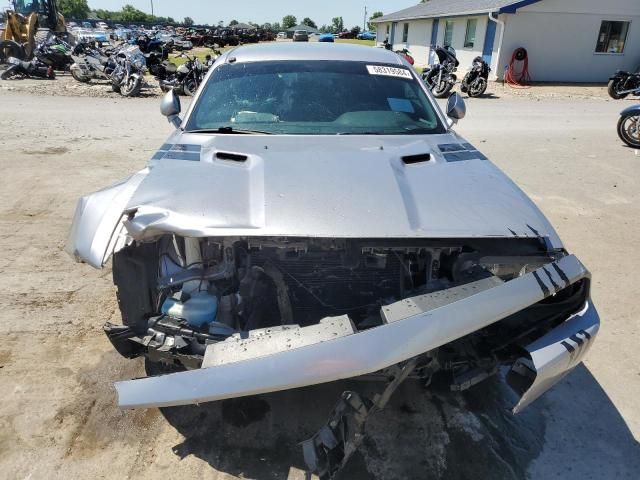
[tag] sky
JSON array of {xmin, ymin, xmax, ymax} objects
[{"xmin": 87, "ymin": 0, "xmax": 418, "ymax": 29}]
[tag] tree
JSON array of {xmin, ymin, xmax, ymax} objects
[
  {"xmin": 261, "ymin": 22, "xmax": 272, "ymax": 31},
  {"xmin": 350, "ymin": 25, "xmax": 361, "ymax": 36},
  {"xmin": 302, "ymin": 17, "xmax": 317, "ymax": 29},
  {"xmin": 368, "ymin": 11, "xmax": 383, "ymax": 31},
  {"xmin": 184, "ymin": 17, "xmax": 194, "ymax": 26},
  {"xmin": 95, "ymin": 9, "xmax": 113, "ymax": 20},
  {"xmin": 120, "ymin": 4, "xmax": 151, "ymax": 22},
  {"xmin": 282, "ymin": 15, "xmax": 297, "ymax": 29},
  {"xmin": 272, "ymin": 21, "xmax": 281, "ymax": 32},
  {"xmin": 229, "ymin": 19, "xmax": 239, "ymax": 26},
  {"xmin": 58, "ymin": 0, "xmax": 90, "ymax": 19},
  {"xmin": 331, "ymin": 16, "xmax": 344, "ymax": 33}
]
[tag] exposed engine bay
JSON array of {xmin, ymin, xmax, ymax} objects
[{"xmin": 106, "ymin": 235, "xmax": 587, "ymax": 387}]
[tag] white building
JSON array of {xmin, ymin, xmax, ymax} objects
[{"xmin": 373, "ymin": 0, "xmax": 640, "ymax": 82}]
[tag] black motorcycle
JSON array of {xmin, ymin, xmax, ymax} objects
[
  {"xmin": 608, "ymin": 70, "xmax": 640, "ymax": 99},
  {"xmin": 1, "ymin": 56, "xmax": 54, "ymax": 80},
  {"xmin": 159, "ymin": 53, "xmax": 210, "ymax": 96},
  {"xmin": 38, "ymin": 36, "xmax": 74, "ymax": 72},
  {"xmin": 617, "ymin": 104, "xmax": 640, "ymax": 148},
  {"xmin": 422, "ymin": 45, "xmax": 459, "ymax": 98},
  {"xmin": 460, "ymin": 56, "xmax": 491, "ymax": 97}
]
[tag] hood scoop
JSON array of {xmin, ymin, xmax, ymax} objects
[
  {"xmin": 401, "ymin": 153, "xmax": 432, "ymax": 165},
  {"xmin": 215, "ymin": 151, "xmax": 248, "ymax": 162}
]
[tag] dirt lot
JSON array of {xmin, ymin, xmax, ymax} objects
[{"xmin": 0, "ymin": 82, "xmax": 638, "ymax": 480}]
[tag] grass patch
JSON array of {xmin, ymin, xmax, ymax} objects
[{"xmin": 169, "ymin": 45, "xmax": 235, "ymax": 66}]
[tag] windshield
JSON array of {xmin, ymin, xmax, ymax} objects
[
  {"xmin": 13, "ymin": 0, "xmax": 50, "ymax": 16},
  {"xmin": 186, "ymin": 60, "xmax": 445, "ymax": 135}
]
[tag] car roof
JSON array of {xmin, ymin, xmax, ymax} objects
[{"xmin": 221, "ymin": 43, "xmax": 404, "ymax": 65}]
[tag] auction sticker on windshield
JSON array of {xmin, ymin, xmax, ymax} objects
[{"xmin": 366, "ymin": 65, "xmax": 413, "ymax": 79}]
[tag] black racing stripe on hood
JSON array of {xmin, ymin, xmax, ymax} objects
[
  {"xmin": 170, "ymin": 144, "xmax": 201, "ymax": 153},
  {"xmin": 444, "ymin": 151, "xmax": 486, "ymax": 162},
  {"xmin": 438, "ymin": 143, "xmax": 466, "ymax": 152},
  {"xmin": 162, "ymin": 151, "xmax": 200, "ymax": 161},
  {"xmin": 152, "ymin": 144, "xmax": 201, "ymax": 161}
]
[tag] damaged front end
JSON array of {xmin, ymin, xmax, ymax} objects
[
  {"xmin": 102, "ymin": 234, "xmax": 597, "ymax": 477},
  {"xmin": 101, "ymin": 234, "xmax": 596, "ymax": 406},
  {"xmin": 67, "ymin": 160, "xmax": 598, "ymax": 478}
]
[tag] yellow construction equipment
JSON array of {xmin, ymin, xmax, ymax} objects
[{"xmin": 1, "ymin": 0, "xmax": 66, "ymax": 61}]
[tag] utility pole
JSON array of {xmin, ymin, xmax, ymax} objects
[
  {"xmin": 150, "ymin": 0, "xmax": 154, "ymax": 18},
  {"xmin": 363, "ymin": 5, "xmax": 368, "ymax": 31}
]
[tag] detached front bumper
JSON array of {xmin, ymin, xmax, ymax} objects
[{"xmin": 115, "ymin": 254, "xmax": 599, "ymax": 410}]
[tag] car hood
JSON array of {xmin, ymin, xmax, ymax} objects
[{"xmin": 123, "ymin": 133, "xmax": 562, "ymax": 246}]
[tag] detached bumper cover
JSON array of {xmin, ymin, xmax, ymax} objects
[
  {"xmin": 116, "ymin": 254, "xmax": 599, "ymax": 409},
  {"xmin": 508, "ymin": 300, "xmax": 599, "ymax": 413}
]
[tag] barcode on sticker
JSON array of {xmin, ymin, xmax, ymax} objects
[{"xmin": 366, "ymin": 65, "xmax": 413, "ymax": 79}]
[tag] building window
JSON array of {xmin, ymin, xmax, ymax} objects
[
  {"xmin": 444, "ymin": 21, "xmax": 454, "ymax": 47},
  {"xmin": 464, "ymin": 19, "xmax": 477, "ymax": 48},
  {"xmin": 595, "ymin": 21, "xmax": 629, "ymax": 53},
  {"xmin": 402, "ymin": 23, "xmax": 409, "ymax": 43}
]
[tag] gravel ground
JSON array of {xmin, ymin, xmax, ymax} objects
[{"xmin": 0, "ymin": 85, "xmax": 638, "ymax": 480}]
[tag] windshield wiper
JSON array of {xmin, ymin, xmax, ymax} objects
[
  {"xmin": 336, "ymin": 131, "xmax": 384, "ymax": 135},
  {"xmin": 187, "ymin": 127, "xmax": 272, "ymax": 135}
]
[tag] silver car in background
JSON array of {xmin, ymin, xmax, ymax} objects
[
  {"xmin": 293, "ymin": 29, "xmax": 309, "ymax": 42},
  {"xmin": 67, "ymin": 43, "xmax": 599, "ymax": 478}
]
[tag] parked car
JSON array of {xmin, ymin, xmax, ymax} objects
[
  {"xmin": 338, "ymin": 30, "xmax": 355, "ymax": 39},
  {"xmin": 277, "ymin": 31, "xmax": 286, "ymax": 39},
  {"xmin": 292, "ymin": 29, "xmax": 309, "ymax": 42},
  {"xmin": 357, "ymin": 31, "xmax": 376, "ymax": 40},
  {"xmin": 318, "ymin": 32, "xmax": 335, "ymax": 43},
  {"xmin": 68, "ymin": 43, "xmax": 599, "ymax": 480},
  {"xmin": 81, "ymin": 21, "xmax": 93, "ymax": 29},
  {"xmin": 96, "ymin": 22, "xmax": 109, "ymax": 30}
]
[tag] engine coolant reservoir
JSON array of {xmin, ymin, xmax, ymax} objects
[{"xmin": 161, "ymin": 292, "xmax": 218, "ymax": 328}]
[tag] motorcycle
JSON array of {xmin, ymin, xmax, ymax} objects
[
  {"xmin": 460, "ymin": 56, "xmax": 491, "ymax": 97},
  {"xmin": 0, "ymin": 35, "xmax": 70, "ymax": 80},
  {"xmin": 110, "ymin": 45, "xmax": 146, "ymax": 97},
  {"xmin": 422, "ymin": 45, "xmax": 459, "ymax": 98},
  {"xmin": 617, "ymin": 104, "xmax": 640, "ymax": 148},
  {"xmin": 1, "ymin": 56, "xmax": 54, "ymax": 80},
  {"xmin": 37, "ymin": 36, "xmax": 74, "ymax": 72},
  {"xmin": 608, "ymin": 70, "xmax": 640, "ymax": 99},
  {"xmin": 395, "ymin": 48, "xmax": 414, "ymax": 65},
  {"xmin": 158, "ymin": 52, "xmax": 209, "ymax": 96},
  {"xmin": 70, "ymin": 41, "xmax": 114, "ymax": 83}
]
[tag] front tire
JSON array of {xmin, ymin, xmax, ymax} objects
[
  {"xmin": 608, "ymin": 79, "xmax": 629, "ymax": 100},
  {"xmin": 617, "ymin": 114, "xmax": 640, "ymax": 148},
  {"xmin": 432, "ymin": 80, "xmax": 454, "ymax": 98},
  {"xmin": 468, "ymin": 78, "xmax": 488, "ymax": 97},
  {"xmin": 70, "ymin": 65, "xmax": 91, "ymax": 83},
  {"xmin": 183, "ymin": 77, "xmax": 198, "ymax": 96},
  {"xmin": 120, "ymin": 74, "xmax": 142, "ymax": 97}
]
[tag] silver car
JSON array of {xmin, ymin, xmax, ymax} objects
[
  {"xmin": 293, "ymin": 29, "xmax": 309, "ymax": 42},
  {"xmin": 67, "ymin": 43, "xmax": 599, "ymax": 476}
]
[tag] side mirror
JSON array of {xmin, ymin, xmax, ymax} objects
[
  {"xmin": 446, "ymin": 92, "xmax": 466, "ymax": 123},
  {"xmin": 160, "ymin": 89, "xmax": 182, "ymax": 128}
]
